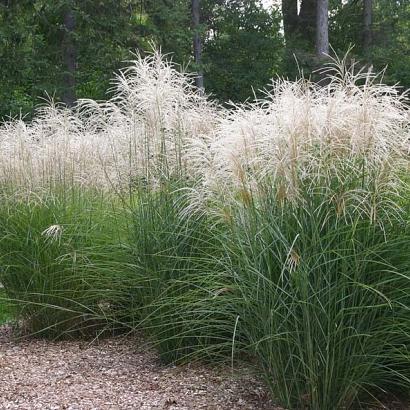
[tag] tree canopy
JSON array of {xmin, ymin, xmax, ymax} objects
[{"xmin": 0, "ymin": 0, "xmax": 408, "ymax": 118}]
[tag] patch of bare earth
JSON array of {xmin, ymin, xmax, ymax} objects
[{"xmin": 0, "ymin": 325, "xmax": 279, "ymax": 410}]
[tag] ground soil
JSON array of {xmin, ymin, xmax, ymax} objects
[{"xmin": 0, "ymin": 325, "xmax": 279, "ymax": 410}]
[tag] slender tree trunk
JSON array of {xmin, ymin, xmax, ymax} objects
[
  {"xmin": 282, "ymin": 0, "xmax": 298, "ymax": 44},
  {"xmin": 192, "ymin": 0, "xmax": 204, "ymax": 93},
  {"xmin": 363, "ymin": 0, "xmax": 373, "ymax": 54},
  {"xmin": 316, "ymin": 0, "xmax": 329, "ymax": 58},
  {"xmin": 62, "ymin": 3, "xmax": 76, "ymax": 107},
  {"xmin": 299, "ymin": 0, "xmax": 317, "ymax": 47}
]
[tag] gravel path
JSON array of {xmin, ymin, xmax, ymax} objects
[{"xmin": 0, "ymin": 325, "xmax": 278, "ymax": 410}]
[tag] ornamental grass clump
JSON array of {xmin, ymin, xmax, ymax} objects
[
  {"xmin": 0, "ymin": 49, "xmax": 409, "ymax": 409},
  {"xmin": 0, "ymin": 50, "xmax": 218, "ymax": 193},
  {"xmin": 0, "ymin": 50, "xmax": 221, "ymax": 340},
  {"xmin": 0, "ymin": 188, "xmax": 133, "ymax": 338},
  {"xmin": 188, "ymin": 60, "xmax": 410, "ymax": 409},
  {"xmin": 127, "ymin": 184, "xmax": 241, "ymax": 364},
  {"xmin": 187, "ymin": 58, "xmax": 409, "ymax": 217},
  {"xmin": 217, "ymin": 185, "xmax": 410, "ymax": 409}
]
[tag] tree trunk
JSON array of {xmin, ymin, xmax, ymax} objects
[
  {"xmin": 282, "ymin": 0, "xmax": 298, "ymax": 43},
  {"xmin": 363, "ymin": 0, "xmax": 372, "ymax": 54},
  {"xmin": 316, "ymin": 0, "xmax": 329, "ymax": 58},
  {"xmin": 62, "ymin": 4, "xmax": 76, "ymax": 107},
  {"xmin": 299, "ymin": 0, "xmax": 316, "ymax": 47},
  {"xmin": 192, "ymin": 0, "xmax": 204, "ymax": 93}
]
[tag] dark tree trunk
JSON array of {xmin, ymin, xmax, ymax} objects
[
  {"xmin": 316, "ymin": 0, "xmax": 329, "ymax": 58},
  {"xmin": 62, "ymin": 4, "xmax": 76, "ymax": 107},
  {"xmin": 363, "ymin": 0, "xmax": 373, "ymax": 54},
  {"xmin": 192, "ymin": 0, "xmax": 204, "ymax": 93},
  {"xmin": 282, "ymin": 0, "xmax": 298, "ymax": 43},
  {"xmin": 299, "ymin": 0, "xmax": 317, "ymax": 47}
]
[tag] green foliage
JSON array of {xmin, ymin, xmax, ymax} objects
[
  {"xmin": 0, "ymin": 1, "xmax": 49, "ymax": 119},
  {"xmin": 371, "ymin": 0, "xmax": 410, "ymax": 87},
  {"xmin": 1, "ymin": 0, "xmax": 408, "ymax": 117},
  {"xmin": 218, "ymin": 181, "xmax": 410, "ymax": 409},
  {"xmin": 0, "ymin": 188, "xmax": 132, "ymax": 338},
  {"xmin": 203, "ymin": 0, "xmax": 283, "ymax": 102},
  {"xmin": 0, "ymin": 0, "xmax": 285, "ymax": 116},
  {"xmin": 327, "ymin": 0, "xmax": 410, "ymax": 87},
  {"xmin": 282, "ymin": 0, "xmax": 410, "ymax": 89},
  {"xmin": 0, "ymin": 289, "xmax": 13, "ymax": 324},
  {"xmin": 0, "ymin": 0, "xmax": 142, "ymax": 119},
  {"xmin": 122, "ymin": 155, "xmax": 410, "ymax": 408},
  {"xmin": 75, "ymin": 0, "xmax": 141, "ymax": 100},
  {"xmin": 127, "ymin": 184, "xmax": 240, "ymax": 363},
  {"xmin": 142, "ymin": 0, "xmax": 192, "ymax": 64}
]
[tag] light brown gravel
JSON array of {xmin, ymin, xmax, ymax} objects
[{"xmin": 0, "ymin": 325, "xmax": 278, "ymax": 410}]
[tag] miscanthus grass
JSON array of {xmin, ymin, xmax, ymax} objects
[
  {"xmin": 0, "ymin": 50, "xmax": 409, "ymax": 409},
  {"xmin": 190, "ymin": 60, "xmax": 410, "ymax": 408},
  {"xmin": 187, "ymin": 60, "xmax": 409, "ymax": 219},
  {"xmin": 0, "ymin": 187, "xmax": 134, "ymax": 338},
  {"xmin": 0, "ymin": 50, "xmax": 217, "ymax": 192},
  {"xmin": 126, "ymin": 182, "xmax": 242, "ymax": 364},
  {"xmin": 0, "ymin": 288, "xmax": 13, "ymax": 324},
  {"xmin": 215, "ymin": 182, "xmax": 410, "ymax": 409}
]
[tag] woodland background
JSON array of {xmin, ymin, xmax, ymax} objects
[{"xmin": 0, "ymin": 0, "xmax": 409, "ymax": 119}]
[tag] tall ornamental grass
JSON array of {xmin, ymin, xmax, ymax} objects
[
  {"xmin": 0, "ymin": 188, "xmax": 133, "ymax": 337},
  {"xmin": 217, "ymin": 183, "xmax": 410, "ymax": 409},
  {"xmin": 187, "ymin": 59, "xmax": 410, "ymax": 409},
  {"xmin": 127, "ymin": 183, "xmax": 242, "ymax": 364},
  {"xmin": 0, "ymin": 50, "xmax": 409, "ymax": 409},
  {"xmin": 0, "ymin": 51, "xmax": 217, "ymax": 192}
]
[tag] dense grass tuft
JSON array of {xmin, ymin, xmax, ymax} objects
[
  {"xmin": 216, "ymin": 182, "xmax": 410, "ymax": 409},
  {"xmin": 126, "ymin": 184, "xmax": 242, "ymax": 363},
  {"xmin": 0, "ymin": 188, "xmax": 133, "ymax": 338},
  {"xmin": 0, "ymin": 51, "xmax": 409, "ymax": 409}
]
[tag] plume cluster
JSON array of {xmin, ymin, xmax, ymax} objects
[
  {"xmin": 188, "ymin": 62, "xmax": 409, "ymax": 219},
  {"xmin": 0, "ymin": 51, "xmax": 217, "ymax": 190},
  {"xmin": 0, "ymin": 51, "xmax": 408, "ymax": 222}
]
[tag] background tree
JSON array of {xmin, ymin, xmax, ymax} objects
[
  {"xmin": 61, "ymin": 0, "xmax": 76, "ymax": 106},
  {"xmin": 299, "ymin": 0, "xmax": 317, "ymax": 48},
  {"xmin": 75, "ymin": 0, "xmax": 141, "ymax": 99},
  {"xmin": 282, "ymin": 0, "xmax": 298, "ymax": 44},
  {"xmin": 281, "ymin": 0, "xmax": 319, "ymax": 78},
  {"xmin": 142, "ymin": 0, "xmax": 191, "ymax": 64},
  {"xmin": 0, "ymin": 0, "xmax": 408, "ymax": 119},
  {"xmin": 192, "ymin": 0, "xmax": 204, "ymax": 91},
  {"xmin": 202, "ymin": 0, "xmax": 283, "ymax": 102},
  {"xmin": 316, "ymin": 0, "xmax": 329, "ymax": 58},
  {"xmin": 363, "ymin": 0, "xmax": 373, "ymax": 54},
  {"xmin": 0, "ymin": 1, "xmax": 51, "ymax": 117}
]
